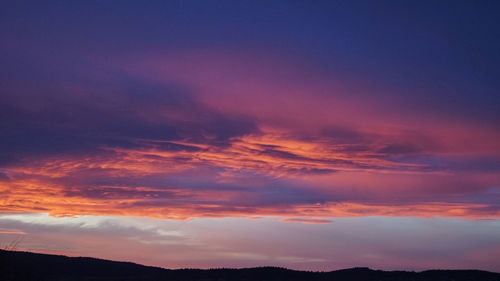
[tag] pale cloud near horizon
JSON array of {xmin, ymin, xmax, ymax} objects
[{"xmin": 1, "ymin": 214, "xmax": 499, "ymax": 271}]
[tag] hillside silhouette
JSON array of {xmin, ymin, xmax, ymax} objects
[{"xmin": 1, "ymin": 250, "xmax": 499, "ymax": 281}]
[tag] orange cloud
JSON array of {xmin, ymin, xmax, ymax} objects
[{"xmin": 1, "ymin": 128, "xmax": 498, "ymax": 220}]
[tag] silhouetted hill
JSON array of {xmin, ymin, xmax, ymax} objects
[{"xmin": 1, "ymin": 249, "xmax": 499, "ymax": 281}]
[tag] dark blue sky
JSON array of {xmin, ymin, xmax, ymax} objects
[{"xmin": 2, "ymin": 1, "xmax": 500, "ymax": 125}]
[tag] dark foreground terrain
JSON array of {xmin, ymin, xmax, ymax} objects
[{"xmin": 1, "ymin": 250, "xmax": 499, "ymax": 281}]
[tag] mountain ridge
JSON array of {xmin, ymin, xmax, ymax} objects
[{"xmin": 1, "ymin": 249, "xmax": 499, "ymax": 281}]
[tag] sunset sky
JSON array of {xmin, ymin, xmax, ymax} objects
[{"xmin": 1, "ymin": 1, "xmax": 500, "ymax": 271}]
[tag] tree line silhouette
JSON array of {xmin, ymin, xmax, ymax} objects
[{"xmin": 1, "ymin": 250, "xmax": 499, "ymax": 281}]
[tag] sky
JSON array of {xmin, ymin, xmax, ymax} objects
[{"xmin": 1, "ymin": 0, "xmax": 500, "ymax": 271}]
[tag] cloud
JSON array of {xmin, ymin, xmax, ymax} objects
[
  {"xmin": 1, "ymin": 215, "xmax": 500, "ymax": 271},
  {"xmin": 0, "ymin": 228, "xmax": 26, "ymax": 235},
  {"xmin": 0, "ymin": 172, "xmax": 9, "ymax": 180},
  {"xmin": 283, "ymin": 218, "xmax": 332, "ymax": 224},
  {"xmin": 0, "ymin": 77, "xmax": 257, "ymax": 166},
  {"xmin": 0, "ymin": 47, "xmax": 499, "ymax": 221},
  {"xmin": 377, "ymin": 144, "xmax": 422, "ymax": 155},
  {"xmin": 1, "ymin": 118, "xmax": 499, "ymax": 219}
]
